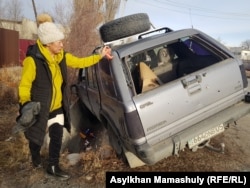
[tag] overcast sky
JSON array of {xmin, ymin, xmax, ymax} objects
[{"xmin": 19, "ymin": 0, "xmax": 250, "ymax": 47}]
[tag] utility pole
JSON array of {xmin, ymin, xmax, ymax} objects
[
  {"xmin": 189, "ymin": 8, "xmax": 193, "ymax": 29},
  {"xmin": 31, "ymin": 0, "xmax": 38, "ymax": 26}
]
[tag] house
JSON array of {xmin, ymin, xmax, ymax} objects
[
  {"xmin": 241, "ymin": 50, "xmax": 250, "ymax": 63},
  {"xmin": 0, "ymin": 18, "xmax": 37, "ymax": 67}
]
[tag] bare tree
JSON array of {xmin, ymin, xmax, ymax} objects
[
  {"xmin": 67, "ymin": 0, "xmax": 101, "ymax": 56},
  {"xmin": 66, "ymin": 0, "xmax": 121, "ymax": 56},
  {"xmin": 0, "ymin": 1, "xmax": 6, "ymax": 28},
  {"xmin": 0, "ymin": 1, "xmax": 5, "ymax": 19},
  {"xmin": 61, "ymin": 0, "xmax": 121, "ymax": 86},
  {"xmin": 5, "ymin": 0, "xmax": 23, "ymax": 21},
  {"xmin": 242, "ymin": 40, "xmax": 250, "ymax": 50},
  {"xmin": 104, "ymin": 0, "xmax": 121, "ymax": 22},
  {"xmin": 4, "ymin": 0, "xmax": 23, "ymax": 30},
  {"xmin": 51, "ymin": 1, "xmax": 73, "ymax": 28}
]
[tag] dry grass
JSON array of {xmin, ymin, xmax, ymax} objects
[
  {"xmin": 0, "ymin": 66, "xmax": 124, "ymax": 185},
  {"xmin": 0, "ymin": 66, "xmax": 21, "ymax": 107},
  {"xmin": 0, "ymin": 134, "xmax": 29, "ymax": 170},
  {"xmin": 0, "ymin": 104, "xmax": 127, "ymax": 186},
  {"xmin": 75, "ymin": 145, "xmax": 127, "ymax": 184},
  {"xmin": 1, "ymin": 66, "xmax": 250, "ymax": 187}
]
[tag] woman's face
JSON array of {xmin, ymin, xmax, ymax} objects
[{"xmin": 46, "ymin": 40, "xmax": 64, "ymax": 55}]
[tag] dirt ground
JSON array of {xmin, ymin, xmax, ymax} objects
[{"xmin": 1, "ymin": 100, "xmax": 250, "ymax": 188}]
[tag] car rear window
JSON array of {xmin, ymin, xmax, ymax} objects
[{"xmin": 125, "ymin": 34, "xmax": 229, "ymax": 94}]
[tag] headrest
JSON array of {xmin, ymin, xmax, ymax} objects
[{"xmin": 157, "ymin": 48, "xmax": 171, "ymax": 64}]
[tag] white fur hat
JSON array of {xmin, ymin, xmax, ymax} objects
[
  {"xmin": 37, "ymin": 22, "xmax": 65, "ymax": 45},
  {"xmin": 37, "ymin": 14, "xmax": 65, "ymax": 44}
]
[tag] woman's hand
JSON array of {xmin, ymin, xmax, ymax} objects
[{"xmin": 101, "ymin": 46, "xmax": 113, "ymax": 60}]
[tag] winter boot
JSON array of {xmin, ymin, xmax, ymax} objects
[
  {"xmin": 46, "ymin": 164, "xmax": 70, "ymax": 179},
  {"xmin": 46, "ymin": 123, "xmax": 70, "ymax": 179}
]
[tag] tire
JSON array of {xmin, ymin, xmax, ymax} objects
[
  {"xmin": 99, "ymin": 13, "xmax": 151, "ymax": 42},
  {"xmin": 107, "ymin": 123, "xmax": 128, "ymax": 164},
  {"xmin": 78, "ymin": 100, "xmax": 98, "ymax": 123},
  {"xmin": 107, "ymin": 124, "xmax": 122, "ymax": 154}
]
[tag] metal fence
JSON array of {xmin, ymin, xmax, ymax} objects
[
  {"xmin": 0, "ymin": 28, "xmax": 35, "ymax": 67},
  {"xmin": 0, "ymin": 28, "xmax": 19, "ymax": 67}
]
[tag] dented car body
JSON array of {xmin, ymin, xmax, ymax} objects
[{"xmin": 74, "ymin": 13, "xmax": 250, "ymax": 167}]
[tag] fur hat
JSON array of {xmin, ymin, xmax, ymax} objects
[{"xmin": 37, "ymin": 13, "xmax": 64, "ymax": 45}]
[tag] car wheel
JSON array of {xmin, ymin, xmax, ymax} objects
[
  {"xmin": 107, "ymin": 123, "xmax": 128, "ymax": 164},
  {"xmin": 78, "ymin": 100, "xmax": 99, "ymax": 123},
  {"xmin": 99, "ymin": 13, "xmax": 151, "ymax": 42}
]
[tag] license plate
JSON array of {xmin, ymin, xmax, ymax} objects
[{"xmin": 188, "ymin": 124, "xmax": 225, "ymax": 148}]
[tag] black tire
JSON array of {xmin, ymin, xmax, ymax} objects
[
  {"xmin": 107, "ymin": 123, "xmax": 128, "ymax": 164},
  {"xmin": 99, "ymin": 13, "xmax": 151, "ymax": 42},
  {"xmin": 78, "ymin": 100, "xmax": 98, "ymax": 123},
  {"xmin": 107, "ymin": 124, "xmax": 122, "ymax": 155}
]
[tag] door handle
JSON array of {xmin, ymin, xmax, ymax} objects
[{"xmin": 181, "ymin": 75, "xmax": 202, "ymax": 88}]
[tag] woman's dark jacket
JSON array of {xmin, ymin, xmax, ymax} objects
[{"xmin": 23, "ymin": 44, "xmax": 71, "ymax": 146}]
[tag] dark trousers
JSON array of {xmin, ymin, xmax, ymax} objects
[
  {"xmin": 29, "ymin": 140, "xmax": 41, "ymax": 161},
  {"xmin": 29, "ymin": 123, "xmax": 63, "ymax": 166},
  {"xmin": 48, "ymin": 123, "xmax": 63, "ymax": 165}
]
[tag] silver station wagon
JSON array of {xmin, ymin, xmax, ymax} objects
[{"xmin": 73, "ymin": 13, "xmax": 250, "ymax": 168}]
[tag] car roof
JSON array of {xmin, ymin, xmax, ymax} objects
[
  {"xmin": 114, "ymin": 28, "xmax": 199, "ymax": 58},
  {"xmin": 112, "ymin": 28, "xmax": 233, "ymax": 59}
]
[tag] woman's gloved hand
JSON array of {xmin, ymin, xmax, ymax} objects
[{"xmin": 12, "ymin": 102, "xmax": 41, "ymax": 134}]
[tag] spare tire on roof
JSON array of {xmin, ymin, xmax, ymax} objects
[{"xmin": 99, "ymin": 13, "xmax": 151, "ymax": 43}]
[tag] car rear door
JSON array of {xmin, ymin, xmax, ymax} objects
[{"xmin": 132, "ymin": 54, "xmax": 246, "ymax": 146}]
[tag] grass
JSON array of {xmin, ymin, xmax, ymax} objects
[
  {"xmin": 0, "ymin": 66, "xmax": 26, "ymax": 172},
  {"xmin": 0, "ymin": 66, "xmax": 21, "ymax": 107},
  {"xmin": 0, "ymin": 134, "xmax": 29, "ymax": 170},
  {"xmin": 0, "ymin": 66, "xmax": 128, "ymax": 186},
  {"xmin": 1, "ymin": 66, "xmax": 249, "ymax": 186}
]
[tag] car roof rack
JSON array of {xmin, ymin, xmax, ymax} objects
[{"xmin": 138, "ymin": 27, "xmax": 173, "ymax": 39}]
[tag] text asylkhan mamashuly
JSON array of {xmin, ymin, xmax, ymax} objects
[{"xmin": 110, "ymin": 176, "xmax": 204, "ymax": 185}]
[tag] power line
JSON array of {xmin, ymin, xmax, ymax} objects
[
  {"xmin": 162, "ymin": 0, "xmax": 250, "ymax": 17},
  {"xmin": 133, "ymin": 0, "xmax": 250, "ymax": 21}
]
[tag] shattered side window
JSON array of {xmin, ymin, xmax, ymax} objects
[
  {"xmin": 182, "ymin": 37, "xmax": 212, "ymax": 56},
  {"xmin": 87, "ymin": 66, "xmax": 97, "ymax": 89},
  {"xmin": 99, "ymin": 58, "xmax": 117, "ymax": 98},
  {"xmin": 124, "ymin": 34, "xmax": 228, "ymax": 94},
  {"xmin": 173, "ymin": 36, "xmax": 223, "ymax": 77}
]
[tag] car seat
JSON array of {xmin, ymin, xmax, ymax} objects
[
  {"xmin": 139, "ymin": 62, "xmax": 162, "ymax": 92},
  {"xmin": 152, "ymin": 47, "xmax": 177, "ymax": 83}
]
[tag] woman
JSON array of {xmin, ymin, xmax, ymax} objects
[{"xmin": 18, "ymin": 13, "xmax": 112, "ymax": 180}]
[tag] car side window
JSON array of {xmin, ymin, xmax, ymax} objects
[
  {"xmin": 87, "ymin": 66, "xmax": 97, "ymax": 89},
  {"xmin": 99, "ymin": 59, "xmax": 117, "ymax": 98},
  {"xmin": 78, "ymin": 68, "xmax": 85, "ymax": 82}
]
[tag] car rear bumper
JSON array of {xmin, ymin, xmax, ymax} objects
[{"xmin": 134, "ymin": 100, "xmax": 250, "ymax": 165}]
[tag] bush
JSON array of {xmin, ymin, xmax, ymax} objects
[{"xmin": 0, "ymin": 66, "xmax": 21, "ymax": 107}]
